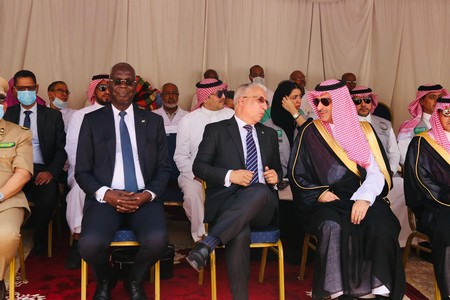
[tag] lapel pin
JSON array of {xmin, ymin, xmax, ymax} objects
[
  {"xmin": 141, "ymin": 119, "xmax": 146, "ymax": 123},
  {"xmin": 0, "ymin": 128, "xmax": 4, "ymax": 135}
]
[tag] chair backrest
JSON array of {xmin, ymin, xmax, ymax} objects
[
  {"xmin": 160, "ymin": 133, "xmax": 184, "ymax": 205},
  {"xmin": 372, "ymin": 102, "xmax": 392, "ymax": 122}
]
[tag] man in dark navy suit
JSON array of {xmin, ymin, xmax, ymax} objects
[
  {"xmin": 189, "ymin": 82, "xmax": 282, "ymax": 300},
  {"xmin": 4, "ymin": 70, "xmax": 66, "ymax": 256},
  {"xmin": 76, "ymin": 62, "xmax": 171, "ymax": 300}
]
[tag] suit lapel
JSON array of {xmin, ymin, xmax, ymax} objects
[
  {"xmin": 255, "ymin": 123, "xmax": 267, "ymax": 167},
  {"xmin": 102, "ymin": 105, "xmax": 117, "ymax": 173},
  {"xmin": 133, "ymin": 104, "xmax": 147, "ymax": 172},
  {"xmin": 36, "ymin": 105, "xmax": 45, "ymax": 148},
  {"xmin": 227, "ymin": 117, "xmax": 245, "ymax": 166}
]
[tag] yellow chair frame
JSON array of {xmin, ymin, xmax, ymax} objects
[
  {"xmin": 298, "ymin": 233, "xmax": 317, "ymax": 280},
  {"xmin": 80, "ymin": 240, "xmax": 160, "ymax": 300},
  {"xmin": 8, "ymin": 238, "xmax": 26, "ymax": 300}
]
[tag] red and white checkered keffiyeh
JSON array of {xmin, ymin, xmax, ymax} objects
[
  {"xmin": 86, "ymin": 74, "xmax": 109, "ymax": 104},
  {"xmin": 350, "ymin": 86, "xmax": 379, "ymax": 114},
  {"xmin": 428, "ymin": 95, "xmax": 450, "ymax": 154},
  {"xmin": 398, "ymin": 84, "xmax": 447, "ymax": 138},
  {"xmin": 308, "ymin": 79, "xmax": 371, "ymax": 168},
  {"xmin": 195, "ymin": 78, "xmax": 227, "ymax": 110}
]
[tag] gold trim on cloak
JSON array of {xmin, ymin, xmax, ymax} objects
[{"xmin": 414, "ymin": 133, "xmax": 450, "ymax": 207}]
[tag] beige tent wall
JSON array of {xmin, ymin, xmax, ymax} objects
[{"xmin": 1, "ymin": 0, "xmax": 450, "ymax": 132}]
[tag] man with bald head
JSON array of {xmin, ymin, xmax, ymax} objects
[
  {"xmin": 153, "ymin": 83, "xmax": 188, "ymax": 127},
  {"xmin": 76, "ymin": 63, "xmax": 171, "ymax": 300},
  {"xmin": 341, "ymin": 72, "xmax": 357, "ymax": 91}
]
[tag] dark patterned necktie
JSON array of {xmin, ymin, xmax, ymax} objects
[
  {"xmin": 23, "ymin": 111, "xmax": 32, "ymax": 128},
  {"xmin": 244, "ymin": 125, "xmax": 259, "ymax": 184},
  {"xmin": 119, "ymin": 111, "xmax": 138, "ymax": 192}
]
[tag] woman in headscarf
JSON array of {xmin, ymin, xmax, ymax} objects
[{"xmin": 271, "ymin": 80, "xmax": 306, "ymax": 146}]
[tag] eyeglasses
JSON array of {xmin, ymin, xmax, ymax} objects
[
  {"xmin": 352, "ymin": 97, "xmax": 372, "ymax": 105},
  {"xmin": 15, "ymin": 85, "xmax": 37, "ymax": 92},
  {"xmin": 313, "ymin": 97, "xmax": 331, "ymax": 107},
  {"xmin": 162, "ymin": 91, "xmax": 179, "ymax": 96},
  {"xmin": 440, "ymin": 109, "xmax": 450, "ymax": 117},
  {"xmin": 52, "ymin": 89, "xmax": 71, "ymax": 95},
  {"xmin": 97, "ymin": 84, "xmax": 108, "ymax": 92},
  {"xmin": 243, "ymin": 95, "xmax": 269, "ymax": 106},
  {"xmin": 109, "ymin": 78, "xmax": 136, "ymax": 86},
  {"xmin": 346, "ymin": 80, "xmax": 356, "ymax": 84},
  {"xmin": 426, "ymin": 93, "xmax": 441, "ymax": 100},
  {"xmin": 216, "ymin": 89, "xmax": 228, "ymax": 98}
]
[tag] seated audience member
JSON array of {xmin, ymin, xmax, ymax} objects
[
  {"xmin": 288, "ymin": 79, "xmax": 405, "ymax": 299},
  {"xmin": 404, "ymin": 95, "xmax": 450, "ymax": 298},
  {"xmin": 64, "ymin": 74, "xmax": 110, "ymax": 269},
  {"xmin": 249, "ymin": 65, "xmax": 274, "ymax": 123},
  {"xmin": 48, "ymin": 81, "xmax": 76, "ymax": 132},
  {"xmin": 224, "ymin": 90, "xmax": 235, "ymax": 110},
  {"xmin": 4, "ymin": 70, "xmax": 66, "ymax": 256},
  {"xmin": 153, "ymin": 83, "xmax": 188, "ymax": 128},
  {"xmin": 190, "ymin": 69, "xmax": 219, "ymax": 111},
  {"xmin": 398, "ymin": 84, "xmax": 447, "ymax": 165},
  {"xmin": 289, "ymin": 70, "xmax": 315, "ymax": 119},
  {"xmin": 5, "ymin": 77, "xmax": 46, "ymax": 107},
  {"xmin": 351, "ymin": 86, "xmax": 400, "ymax": 175},
  {"xmin": 174, "ymin": 78, "xmax": 234, "ymax": 242},
  {"xmin": 341, "ymin": 72, "xmax": 357, "ymax": 91},
  {"xmin": 133, "ymin": 75, "xmax": 161, "ymax": 110},
  {"xmin": 0, "ymin": 76, "xmax": 33, "ymax": 299},
  {"xmin": 76, "ymin": 63, "xmax": 171, "ymax": 300},
  {"xmin": 271, "ymin": 80, "xmax": 306, "ymax": 147},
  {"xmin": 188, "ymin": 82, "xmax": 282, "ymax": 299},
  {"xmin": 351, "ymin": 86, "xmax": 410, "ymax": 247}
]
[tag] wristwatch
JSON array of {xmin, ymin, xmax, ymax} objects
[{"xmin": 0, "ymin": 192, "xmax": 4, "ymax": 203}]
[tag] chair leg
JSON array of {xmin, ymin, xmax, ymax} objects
[
  {"xmin": 258, "ymin": 248, "xmax": 268, "ymax": 283},
  {"xmin": 9, "ymin": 257, "xmax": 15, "ymax": 300},
  {"xmin": 435, "ymin": 278, "xmax": 441, "ymax": 300},
  {"xmin": 198, "ymin": 268, "xmax": 204, "ymax": 285},
  {"xmin": 402, "ymin": 234, "xmax": 415, "ymax": 268},
  {"xmin": 47, "ymin": 219, "xmax": 53, "ymax": 258},
  {"xmin": 299, "ymin": 234, "xmax": 311, "ymax": 280},
  {"xmin": 18, "ymin": 238, "xmax": 26, "ymax": 281},
  {"xmin": 277, "ymin": 240, "xmax": 285, "ymax": 300},
  {"xmin": 210, "ymin": 250, "xmax": 217, "ymax": 300},
  {"xmin": 154, "ymin": 260, "xmax": 160, "ymax": 300},
  {"xmin": 81, "ymin": 259, "xmax": 87, "ymax": 300}
]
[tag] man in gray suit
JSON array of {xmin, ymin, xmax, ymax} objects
[{"xmin": 188, "ymin": 82, "xmax": 282, "ymax": 299}]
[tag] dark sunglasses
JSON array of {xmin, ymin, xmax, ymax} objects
[
  {"xmin": 97, "ymin": 84, "xmax": 108, "ymax": 92},
  {"xmin": 352, "ymin": 97, "xmax": 372, "ymax": 105},
  {"xmin": 439, "ymin": 108, "xmax": 450, "ymax": 117},
  {"xmin": 109, "ymin": 78, "xmax": 136, "ymax": 86},
  {"xmin": 313, "ymin": 97, "xmax": 331, "ymax": 107},
  {"xmin": 216, "ymin": 89, "xmax": 228, "ymax": 98},
  {"xmin": 243, "ymin": 95, "xmax": 269, "ymax": 106}
]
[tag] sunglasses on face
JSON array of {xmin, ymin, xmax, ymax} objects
[
  {"xmin": 313, "ymin": 97, "xmax": 331, "ymax": 107},
  {"xmin": 109, "ymin": 78, "xmax": 136, "ymax": 86},
  {"xmin": 352, "ymin": 97, "xmax": 372, "ymax": 105},
  {"xmin": 216, "ymin": 89, "xmax": 227, "ymax": 98},
  {"xmin": 440, "ymin": 109, "xmax": 450, "ymax": 117},
  {"xmin": 243, "ymin": 95, "xmax": 269, "ymax": 106},
  {"xmin": 97, "ymin": 84, "xmax": 108, "ymax": 92}
]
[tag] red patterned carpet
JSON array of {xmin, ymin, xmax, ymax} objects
[{"xmin": 11, "ymin": 241, "xmax": 427, "ymax": 300}]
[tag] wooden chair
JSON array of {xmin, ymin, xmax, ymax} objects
[
  {"xmin": 204, "ymin": 226, "xmax": 285, "ymax": 300},
  {"xmin": 8, "ymin": 237, "xmax": 26, "ymax": 300},
  {"xmin": 298, "ymin": 233, "xmax": 317, "ymax": 280},
  {"xmin": 403, "ymin": 208, "xmax": 441, "ymax": 299},
  {"xmin": 80, "ymin": 229, "xmax": 160, "ymax": 300}
]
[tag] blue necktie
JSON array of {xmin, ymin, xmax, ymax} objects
[
  {"xmin": 23, "ymin": 111, "xmax": 32, "ymax": 128},
  {"xmin": 244, "ymin": 125, "xmax": 259, "ymax": 184},
  {"xmin": 119, "ymin": 111, "xmax": 138, "ymax": 192}
]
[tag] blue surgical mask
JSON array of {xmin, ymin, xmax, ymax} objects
[
  {"xmin": 52, "ymin": 97, "xmax": 68, "ymax": 109},
  {"xmin": 0, "ymin": 105, "xmax": 4, "ymax": 119},
  {"xmin": 17, "ymin": 90, "xmax": 36, "ymax": 106}
]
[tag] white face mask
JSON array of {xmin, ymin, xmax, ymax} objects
[
  {"xmin": 52, "ymin": 97, "xmax": 68, "ymax": 109},
  {"xmin": 252, "ymin": 76, "xmax": 266, "ymax": 86}
]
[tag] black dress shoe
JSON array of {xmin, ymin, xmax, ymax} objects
[
  {"xmin": 124, "ymin": 280, "xmax": 148, "ymax": 300},
  {"xmin": 64, "ymin": 241, "xmax": 81, "ymax": 269},
  {"xmin": 0, "ymin": 280, "xmax": 6, "ymax": 300},
  {"xmin": 93, "ymin": 279, "xmax": 114, "ymax": 300},
  {"xmin": 186, "ymin": 242, "xmax": 210, "ymax": 272}
]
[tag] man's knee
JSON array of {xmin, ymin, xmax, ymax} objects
[
  {"xmin": 78, "ymin": 235, "xmax": 109, "ymax": 260},
  {"xmin": 139, "ymin": 231, "xmax": 168, "ymax": 254}
]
